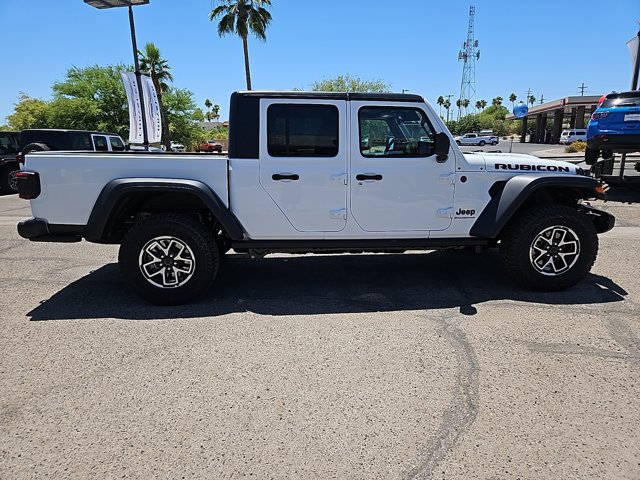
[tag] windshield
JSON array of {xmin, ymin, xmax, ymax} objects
[{"xmin": 0, "ymin": 133, "xmax": 20, "ymax": 154}]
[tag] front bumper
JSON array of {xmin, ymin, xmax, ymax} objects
[
  {"xmin": 578, "ymin": 205, "xmax": 615, "ymax": 234},
  {"xmin": 587, "ymin": 134, "xmax": 640, "ymax": 153}
]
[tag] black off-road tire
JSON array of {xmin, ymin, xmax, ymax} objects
[
  {"xmin": 118, "ymin": 213, "xmax": 219, "ymax": 305},
  {"xmin": 584, "ymin": 146, "xmax": 599, "ymax": 165},
  {"xmin": 0, "ymin": 163, "xmax": 20, "ymax": 193},
  {"xmin": 500, "ymin": 205, "xmax": 598, "ymax": 291}
]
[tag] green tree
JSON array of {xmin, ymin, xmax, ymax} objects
[
  {"xmin": 163, "ymin": 87, "xmax": 207, "ymax": 149},
  {"xmin": 204, "ymin": 98, "xmax": 212, "ymax": 121},
  {"xmin": 462, "ymin": 99, "xmax": 470, "ymax": 109},
  {"xmin": 211, "ymin": 104, "xmax": 220, "ymax": 121},
  {"xmin": 443, "ymin": 99, "xmax": 451, "ymax": 122},
  {"xmin": 509, "ymin": 93, "xmax": 517, "ymax": 109},
  {"xmin": 52, "ymin": 64, "xmax": 130, "ymax": 137},
  {"xmin": 6, "ymin": 94, "xmax": 50, "ymax": 130},
  {"xmin": 310, "ymin": 74, "xmax": 390, "ymax": 93},
  {"xmin": 475, "ymin": 100, "xmax": 483, "ymax": 111},
  {"xmin": 479, "ymin": 99, "xmax": 487, "ymax": 110},
  {"xmin": 209, "ymin": 0, "xmax": 272, "ymax": 90},
  {"xmin": 457, "ymin": 114, "xmax": 481, "ymax": 134},
  {"xmin": 528, "ymin": 95, "xmax": 536, "ymax": 106},
  {"xmin": 139, "ymin": 42, "xmax": 173, "ymax": 147},
  {"xmin": 492, "ymin": 96, "xmax": 503, "ymax": 107},
  {"xmin": 436, "ymin": 95, "xmax": 444, "ymax": 117}
]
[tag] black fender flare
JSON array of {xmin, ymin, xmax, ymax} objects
[
  {"xmin": 470, "ymin": 174, "xmax": 601, "ymax": 238},
  {"xmin": 84, "ymin": 178, "xmax": 244, "ymax": 242}
]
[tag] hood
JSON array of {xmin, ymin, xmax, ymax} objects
[{"xmin": 462, "ymin": 152, "xmax": 579, "ymax": 175}]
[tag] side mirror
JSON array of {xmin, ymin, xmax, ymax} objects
[{"xmin": 435, "ymin": 132, "xmax": 450, "ymax": 162}]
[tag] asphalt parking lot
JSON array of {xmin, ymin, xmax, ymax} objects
[{"xmin": 1, "ymin": 191, "xmax": 639, "ymax": 479}]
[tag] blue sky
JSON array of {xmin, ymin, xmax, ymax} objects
[{"xmin": 1, "ymin": 0, "xmax": 639, "ymax": 123}]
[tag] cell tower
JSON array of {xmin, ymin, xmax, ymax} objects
[{"xmin": 457, "ymin": 6, "xmax": 480, "ymax": 119}]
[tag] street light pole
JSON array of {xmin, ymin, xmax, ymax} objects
[{"xmin": 84, "ymin": 0, "xmax": 150, "ymax": 148}]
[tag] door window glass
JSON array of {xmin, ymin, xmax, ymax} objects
[
  {"xmin": 359, "ymin": 107, "xmax": 435, "ymax": 157},
  {"xmin": 267, "ymin": 104, "xmax": 339, "ymax": 157},
  {"xmin": 109, "ymin": 136, "xmax": 125, "ymax": 151},
  {"xmin": 93, "ymin": 135, "xmax": 108, "ymax": 151}
]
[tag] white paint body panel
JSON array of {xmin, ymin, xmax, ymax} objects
[{"xmin": 27, "ymin": 153, "xmax": 229, "ymax": 225}]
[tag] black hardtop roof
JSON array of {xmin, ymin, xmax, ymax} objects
[
  {"xmin": 234, "ymin": 90, "xmax": 425, "ymax": 103},
  {"xmin": 21, "ymin": 128, "xmax": 121, "ymax": 136}
]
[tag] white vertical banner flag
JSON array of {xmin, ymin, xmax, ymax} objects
[
  {"xmin": 121, "ymin": 71, "xmax": 144, "ymax": 144},
  {"xmin": 121, "ymin": 72, "xmax": 163, "ymax": 144},
  {"xmin": 627, "ymin": 34, "xmax": 640, "ymax": 90},
  {"xmin": 140, "ymin": 75, "xmax": 162, "ymax": 144}
]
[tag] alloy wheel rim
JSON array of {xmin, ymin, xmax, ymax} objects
[
  {"xmin": 8, "ymin": 170, "xmax": 18, "ymax": 192},
  {"xmin": 138, "ymin": 236, "xmax": 196, "ymax": 288},
  {"xmin": 529, "ymin": 225, "xmax": 580, "ymax": 276}
]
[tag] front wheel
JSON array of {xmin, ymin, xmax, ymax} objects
[
  {"xmin": 118, "ymin": 214, "xmax": 219, "ymax": 305},
  {"xmin": 491, "ymin": 140, "xmax": 498, "ymax": 145},
  {"xmin": 585, "ymin": 147, "xmax": 599, "ymax": 165},
  {"xmin": 500, "ymin": 205, "xmax": 598, "ymax": 291}
]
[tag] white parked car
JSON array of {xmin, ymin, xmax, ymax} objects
[
  {"xmin": 170, "ymin": 141, "xmax": 185, "ymax": 152},
  {"xmin": 559, "ymin": 129, "xmax": 587, "ymax": 144},
  {"xmin": 454, "ymin": 132, "xmax": 499, "ymax": 146},
  {"xmin": 16, "ymin": 91, "xmax": 614, "ymax": 305}
]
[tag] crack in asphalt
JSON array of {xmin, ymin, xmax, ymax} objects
[
  {"xmin": 523, "ymin": 316, "xmax": 640, "ymax": 366},
  {"xmin": 403, "ymin": 313, "xmax": 480, "ymax": 480}
]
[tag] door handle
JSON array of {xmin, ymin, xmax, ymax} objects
[
  {"xmin": 272, "ymin": 173, "xmax": 300, "ymax": 181},
  {"xmin": 356, "ymin": 174, "xmax": 383, "ymax": 181}
]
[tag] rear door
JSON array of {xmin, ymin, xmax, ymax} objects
[
  {"xmin": 349, "ymin": 102, "xmax": 455, "ymax": 232},
  {"xmin": 258, "ymin": 99, "xmax": 348, "ymax": 232}
]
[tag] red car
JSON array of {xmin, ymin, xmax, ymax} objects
[{"xmin": 196, "ymin": 140, "xmax": 223, "ymax": 153}]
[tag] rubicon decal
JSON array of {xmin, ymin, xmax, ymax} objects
[{"xmin": 494, "ymin": 163, "xmax": 571, "ymax": 172}]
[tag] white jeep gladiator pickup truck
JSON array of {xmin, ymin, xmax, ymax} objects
[
  {"xmin": 454, "ymin": 132, "xmax": 500, "ymax": 146},
  {"xmin": 16, "ymin": 91, "xmax": 614, "ymax": 305}
]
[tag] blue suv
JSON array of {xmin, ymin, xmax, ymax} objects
[{"xmin": 585, "ymin": 90, "xmax": 640, "ymax": 164}]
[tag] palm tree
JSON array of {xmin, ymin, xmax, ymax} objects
[
  {"xmin": 211, "ymin": 104, "xmax": 220, "ymax": 122},
  {"xmin": 436, "ymin": 95, "xmax": 444, "ymax": 118},
  {"xmin": 528, "ymin": 95, "xmax": 536, "ymax": 107},
  {"xmin": 509, "ymin": 93, "xmax": 517, "ymax": 109},
  {"xmin": 205, "ymin": 98, "xmax": 213, "ymax": 121},
  {"xmin": 492, "ymin": 96, "xmax": 503, "ymax": 108},
  {"xmin": 462, "ymin": 99, "xmax": 470, "ymax": 109},
  {"xmin": 139, "ymin": 42, "xmax": 173, "ymax": 148},
  {"xmin": 209, "ymin": 0, "xmax": 272, "ymax": 90},
  {"xmin": 443, "ymin": 99, "xmax": 451, "ymax": 122},
  {"xmin": 479, "ymin": 99, "xmax": 487, "ymax": 110}
]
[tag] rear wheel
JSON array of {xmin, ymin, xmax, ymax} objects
[
  {"xmin": 479, "ymin": 140, "xmax": 486, "ymax": 146},
  {"xmin": 118, "ymin": 214, "xmax": 219, "ymax": 305},
  {"xmin": 500, "ymin": 205, "xmax": 598, "ymax": 291}
]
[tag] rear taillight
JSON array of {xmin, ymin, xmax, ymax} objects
[
  {"xmin": 16, "ymin": 171, "xmax": 41, "ymax": 200},
  {"xmin": 591, "ymin": 112, "xmax": 608, "ymax": 120}
]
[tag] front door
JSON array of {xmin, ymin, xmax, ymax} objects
[
  {"xmin": 259, "ymin": 99, "xmax": 348, "ymax": 232},
  {"xmin": 349, "ymin": 102, "xmax": 455, "ymax": 232}
]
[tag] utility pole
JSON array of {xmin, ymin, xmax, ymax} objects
[
  {"xmin": 457, "ymin": 6, "xmax": 480, "ymax": 120},
  {"xmin": 525, "ymin": 88, "xmax": 532, "ymax": 105},
  {"xmin": 539, "ymin": 93, "xmax": 544, "ymax": 104},
  {"xmin": 578, "ymin": 82, "xmax": 588, "ymax": 96}
]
